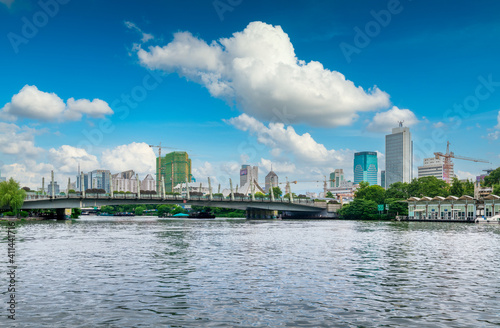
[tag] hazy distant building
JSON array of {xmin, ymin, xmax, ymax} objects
[
  {"xmin": 381, "ymin": 170, "xmax": 386, "ymax": 189},
  {"xmin": 240, "ymin": 165, "xmax": 258, "ymax": 187},
  {"xmin": 141, "ymin": 174, "xmax": 156, "ymax": 192},
  {"xmin": 112, "ymin": 170, "xmax": 138, "ymax": 193},
  {"xmin": 47, "ymin": 181, "xmax": 60, "ymax": 196},
  {"xmin": 353, "ymin": 152, "xmax": 378, "ymax": 186},
  {"xmin": 90, "ymin": 169, "xmax": 111, "ymax": 193},
  {"xmin": 385, "ymin": 123, "xmax": 413, "ymax": 188},
  {"xmin": 330, "ymin": 169, "xmax": 344, "ymax": 188},
  {"xmin": 264, "ymin": 170, "xmax": 278, "ymax": 193},
  {"xmin": 418, "ymin": 157, "xmax": 454, "ymax": 181}
]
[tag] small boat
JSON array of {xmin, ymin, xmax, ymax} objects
[
  {"xmin": 187, "ymin": 211, "xmax": 215, "ymax": 219},
  {"xmin": 475, "ymin": 214, "xmax": 500, "ymax": 223}
]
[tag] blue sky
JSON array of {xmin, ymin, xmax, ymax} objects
[{"xmin": 1, "ymin": 0, "xmax": 499, "ymax": 193}]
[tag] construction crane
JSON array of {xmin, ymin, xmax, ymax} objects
[
  {"xmin": 434, "ymin": 141, "xmax": 489, "ymax": 184},
  {"xmin": 275, "ymin": 177, "xmax": 330, "ymax": 194}
]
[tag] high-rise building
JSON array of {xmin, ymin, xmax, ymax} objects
[
  {"xmin": 90, "ymin": 170, "xmax": 111, "ymax": 193},
  {"xmin": 265, "ymin": 170, "xmax": 278, "ymax": 193},
  {"xmin": 385, "ymin": 123, "xmax": 413, "ymax": 188},
  {"xmin": 240, "ymin": 165, "xmax": 258, "ymax": 188},
  {"xmin": 381, "ymin": 170, "xmax": 386, "ymax": 189},
  {"xmin": 157, "ymin": 152, "xmax": 192, "ymax": 193},
  {"xmin": 417, "ymin": 157, "xmax": 454, "ymax": 181},
  {"xmin": 141, "ymin": 174, "xmax": 156, "ymax": 192},
  {"xmin": 353, "ymin": 152, "xmax": 378, "ymax": 186},
  {"xmin": 330, "ymin": 169, "xmax": 344, "ymax": 188},
  {"xmin": 77, "ymin": 172, "xmax": 90, "ymax": 192}
]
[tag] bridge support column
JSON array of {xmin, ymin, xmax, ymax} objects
[
  {"xmin": 246, "ymin": 209, "xmax": 278, "ymax": 219},
  {"xmin": 55, "ymin": 208, "xmax": 71, "ymax": 220}
]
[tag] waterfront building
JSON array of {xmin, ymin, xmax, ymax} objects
[
  {"xmin": 353, "ymin": 152, "xmax": 378, "ymax": 185},
  {"xmin": 385, "ymin": 122, "xmax": 413, "ymax": 188},
  {"xmin": 156, "ymin": 151, "xmax": 192, "ymax": 193},
  {"xmin": 417, "ymin": 157, "xmax": 454, "ymax": 181},
  {"xmin": 264, "ymin": 170, "xmax": 278, "ymax": 193},
  {"xmin": 381, "ymin": 170, "xmax": 386, "ymax": 189},
  {"xmin": 47, "ymin": 181, "xmax": 60, "ymax": 196},
  {"xmin": 407, "ymin": 194, "xmax": 500, "ymax": 221},
  {"xmin": 330, "ymin": 169, "xmax": 344, "ymax": 188}
]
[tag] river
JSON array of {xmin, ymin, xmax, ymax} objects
[{"xmin": 1, "ymin": 216, "xmax": 499, "ymax": 327}]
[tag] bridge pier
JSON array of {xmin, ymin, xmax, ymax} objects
[
  {"xmin": 246, "ymin": 208, "xmax": 278, "ymax": 219},
  {"xmin": 55, "ymin": 208, "xmax": 72, "ymax": 220}
]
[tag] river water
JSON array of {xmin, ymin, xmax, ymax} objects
[{"xmin": 1, "ymin": 216, "xmax": 500, "ymax": 327}]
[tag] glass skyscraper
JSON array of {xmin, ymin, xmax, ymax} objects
[
  {"xmin": 385, "ymin": 123, "xmax": 413, "ymax": 188},
  {"xmin": 353, "ymin": 152, "xmax": 378, "ymax": 186}
]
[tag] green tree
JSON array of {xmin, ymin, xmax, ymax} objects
[
  {"xmin": 0, "ymin": 178, "xmax": 26, "ymax": 217},
  {"xmin": 283, "ymin": 192, "xmax": 297, "ymax": 199},
  {"xmin": 384, "ymin": 198, "xmax": 408, "ymax": 217},
  {"xmin": 171, "ymin": 206, "xmax": 186, "ymax": 215},
  {"xmin": 493, "ymin": 184, "xmax": 500, "ymax": 196},
  {"xmin": 385, "ymin": 181, "xmax": 410, "ymax": 199},
  {"xmin": 355, "ymin": 183, "xmax": 386, "ymax": 204},
  {"xmin": 270, "ymin": 186, "xmax": 282, "ymax": 198},
  {"xmin": 408, "ymin": 176, "xmax": 449, "ymax": 198},
  {"xmin": 325, "ymin": 191, "xmax": 334, "ymax": 198},
  {"xmin": 134, "ymin": 206, "xmax": 145, "ymax": 216},
  {"xmin": 254, "ymin": 192, "xmax": 266, "ymax": 198},
  {"xmin": 338, "ymin": 198, "xmax": 378, "ymax": 219},
  {"xmin": 483, "ymin": 167, "xmax": 500, "ymax": 187},
  {"xmin": 449, "ymin": 177, "xmax": 464, "ymax": 197}
]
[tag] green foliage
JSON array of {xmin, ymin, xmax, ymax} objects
[
  {"xmin": 171, "ymin": 206, "xmax": 187, "ymax": 215},
  {"xmin": 449, "ymin": 177, "xmax": 474, "ymax": 197},
  {"xmin": 483, "ymin": 167, "xmax": 500, "ymax": 187},
  {"xmin": 384, "ymin": 198, "xmax": 408, "ymax": 216},
  {"xmin": 493, "ymin": 184, "xmax": 500, "ymax": 196},
  {"xmin": 19, "ymin": 211, "xmax": 29, "ymax": 218},
  {"xmin": 355, "ymin": 183, "xmax": 386, "ymax": 204},
  {"xmin": 71, "ymin": 208, "xmax": 81, "ymax": 218},
  {"xmin": 0, "ymin": 178, "xmax": 26, "ymax": 216},
  {"xmin": 134, "ymin": 206, "xmax": 146, "ymax": 216},
  {"xmin": 270, "ymin": 186, "xmax": 282, "ymax": 198},
  {"xmin": 408, "ymin": 176, "xmax": 449, "ymax": 198},
  {"xmin": 157, "ymin": 204, "xmax": 176, "ymax": 216},
  {"xmin": 385, "ymin": 181, "xmax": 410, "ymax": 199},
  {"xmin": 68, "ymin": 189, "xmax": 76, "ymax": 194},
  {"xmin": 254, "ymin": 192, "xmax": 266, "ymax": 198},
  {"xmin": 283, "ymin": 193, "xmax": 297, "ymax": 199},
  {"xmin": 325, "ymin": 191, "xmax": 334, "ymax": 198},
  {"xmin": 338, "ymin": 199, "xmax": 378, "ymax": 219}
]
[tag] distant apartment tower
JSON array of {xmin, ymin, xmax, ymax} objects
[
  {"xmin": 353, "ymin": 152, "xmax": 378, "ymax": 186},
  {"xmin": 47, "ymin": 181, "xmax": 60, "ymax": 196},
  {"xmin": 156, "ymin": 151, "xmax": 192, "ymax": 193},
  {"xmin": 112, "ymin": 170, "xmax": 138, "ymax": 193},
  {"xmin": 141, "ymin": 174, "xmax": 156, "ymax": 192},
  {"xmin": 265, "ymin": 170, "xmax": 278, "ymax": 193},
  {"xmin": 381, "ymin": 170, "xmax": 386, "ymax": 189},
  {"xmin": 418, "ymin": 157, "xmax": 454, "ymax": 181},
  {"xmin": 330, "ymin": 169, "xmax": 344, "ymax": 188},
  {"xmin": 90, "ymin": 169, "xmax": 111, "ymax": 193},
  {"xmin": 385, "ymin": 123, "xmax": 413, "ymax": 188},
  {"xmin": 240, "ymin": 165, "xmax": 258, "ymax": 187}
]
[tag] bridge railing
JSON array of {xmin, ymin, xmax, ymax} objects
[{"xmin": 24, "ymin": 193, "xmax": 317, "ymax": 205}]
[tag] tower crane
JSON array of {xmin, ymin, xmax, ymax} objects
[{"xmin": 433, "ymin": 141, "xmax": 489, "ymax": 184}]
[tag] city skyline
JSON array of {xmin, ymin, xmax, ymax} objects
[{"xmin": 1, "ymin": 0, "xmax": 500, "ymax": 193}]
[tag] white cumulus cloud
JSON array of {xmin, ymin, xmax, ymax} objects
[
  {"xmin": 366, "ymin": 106, "xmax": 420, "ymax": 132},
  {"xmin": 0, "ymin": 85, "xmax": 113, "ymax": 122},
  {"xmin": 137, "ymin": 21, "xmax": 390, "ymax": 127},
  {"xmin": 0, "ymin": 123, "xmax": 44, "ymax": 157},
  {"xmin": 101, "ymin": 142, "xmax": 156, "ymax": 175},
  {"xmin": 49, "ymin": 145, "xmax": 100, "ymax": 173}
]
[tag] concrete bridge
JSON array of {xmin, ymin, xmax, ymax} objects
[{"xmin": 21, "ymin": 194, "xmax": 327, "ymax": 219}]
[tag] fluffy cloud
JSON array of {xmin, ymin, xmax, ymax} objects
[
  {"xmin": 48, "ymin": 145, "xmax": 100, "ymax": 173},
  {"xmin": 227, "ymin": 113, "xmax": 354, "ymax": 166},
  {"xmin": 0, "ymin": 123, "xmax": 44, "ymax": 157},
  {"xmin": 496, "ymin": 110, "xmax": 500, "ymax": 129},
  {"xmin": 137, "ymin": 21, "xmax": 390, "ymax": 127},
  {"xmin": 101, "ymin": 142, "xmax": 156, "ymax": 175},
  {"xmin": 259, "ymin": 158, "xmax": 296, "ymax": 174},
  {"xmin": 366, "ymin": 106, "xmax": 420, "ymax": 132},
  {"xmin": 1, "ymin": 160, "xmax": 55, "ymax": 189},
  {"xmin": 0, "ymin": 85, "xmax": 113, "ymax": 122}
]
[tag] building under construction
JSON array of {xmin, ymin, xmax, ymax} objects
[{"xmin": 156, "ymin": 151, "xmax": 192, "ymax": 193}]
